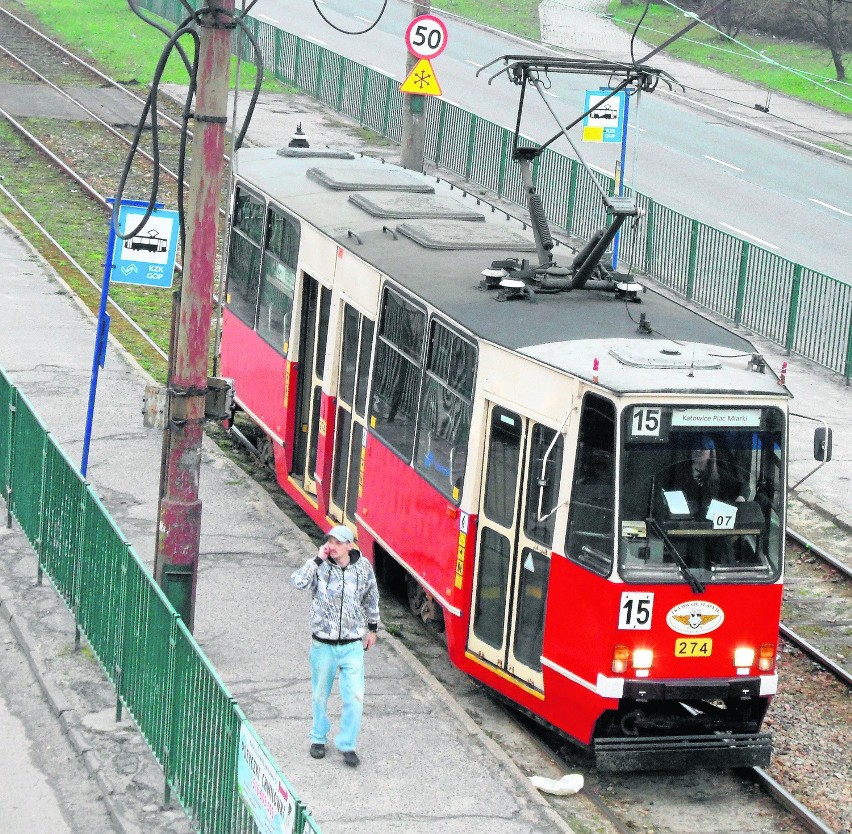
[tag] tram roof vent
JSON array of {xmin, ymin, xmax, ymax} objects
[
  {"xmin": 349, "ymin": 192, "xmax": 485, "ymax": 221},
  {"xmin": 396, "ymin": 219, "xmax": 538, "ymax": 251},
  {"xmin": 307, "ymin": 167, "xmax": 435, "ymax": 193},
  {"xmin": 609, "ymin": 343, "xmax": 722, "ymax": 370},
  {"xmin": 277, "ymin": 148, "xmax": 355, "ymax": 159}
]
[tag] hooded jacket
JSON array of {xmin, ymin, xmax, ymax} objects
[{"xmin": 291, "ymin": 552, "xmax": 380, "ymax": 642}]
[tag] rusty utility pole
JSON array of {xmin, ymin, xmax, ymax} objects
[
  {"xmin": 400, "ymin": 0, "xmax": 430, "ymax": 172},
  {"xmin": 154, "ymin": 0, "xmax": 234, "ymax": 631}
]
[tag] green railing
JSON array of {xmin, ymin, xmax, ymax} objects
[
  {"xmin": 0, "ymin": 366, "xmax": 320, "ymax": 834},
  {"xmin": 140, "ymin": 0, "xmax": 852, "ymax": 381}
]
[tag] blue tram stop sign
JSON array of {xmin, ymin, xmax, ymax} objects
[{"xmin": 110, "ymin": 204, "xmax": 179, "ymax": 288}]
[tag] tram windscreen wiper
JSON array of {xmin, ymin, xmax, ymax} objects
[{"xmin": 646, "ymin": 516, "xmax": 706, "ymax": 595}]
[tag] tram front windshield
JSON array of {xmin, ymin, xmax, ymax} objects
[{"xmin": 619, "ymin": 406, "xmax": 784, "ymax": 585}]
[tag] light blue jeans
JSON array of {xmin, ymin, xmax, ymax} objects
[{"xmin": 309, "ymin": 640, "xmax": 365, "ymax": 752}]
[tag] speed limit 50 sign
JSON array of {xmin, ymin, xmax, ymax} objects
[{"xmin": 405, "ymin": 14, "xmax": 448, "ymax": 60}]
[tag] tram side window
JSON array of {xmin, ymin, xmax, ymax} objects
[
  {"xmin": 256, "ymin": 207, "xmax": 299, "ymax": 353},
  {"xmin": 565, "ymin": 394, "xmax": 616, "ymax": 577},
  {"xmin": 413, "ymin": 320, "xmax": 476, "ymax": 502},
  {"xmin": 226, "ymin": 187, "xmax": 264, "ymax": 327},
  {"xmin": 524, "ymin": 425, "xmax": 563, "ymax": 546},
  {"xmin": 370, "ymin": 288, "xmax": 426, "ymax": 461}
]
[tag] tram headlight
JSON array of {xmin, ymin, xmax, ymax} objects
[
  {"xmin": 758, "ymin": 643, "xmax": 776, "ymax": 671},
  {"xmin": 612, "ymin": 645, "xmax": 630, "ymax": 674},
  {"xmin": 632, "ymin": 649, "xmax": 654, "ymax": 671},
  {"xmin": 734, "ymin": 647, "xmax": 755, "ymax": 669}
]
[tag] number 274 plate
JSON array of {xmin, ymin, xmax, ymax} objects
[{"xmin": 675, "ymin": 638, "xmax": 712, "ymax": 657}]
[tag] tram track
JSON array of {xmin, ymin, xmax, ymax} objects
[{"xmin": 1, "ymin": 6, "xmax": 849, "ymax": 833}]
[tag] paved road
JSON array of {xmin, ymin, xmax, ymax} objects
[
  {"xmin": 252, "ymin": 0, "xmax": 852, "ymax": 281},
  {"xmin": 0, "ymin": 607, "xmax": 118, "ymax": 834}
]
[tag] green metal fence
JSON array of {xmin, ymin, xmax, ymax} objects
[
  {"xmin": 140, "ymin": 0, "xmax": 852, "ymax": 381},
  {"xmin": 0, "ymin": 366, "xmax": 320, "ymax": 834}
]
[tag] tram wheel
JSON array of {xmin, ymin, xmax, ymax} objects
[
  {"xmin": 405, "ymin": 574, "xmax": 426, "ymax": 616},
  {"xmin": 257, "ymin": 434, "xmax": 275, "ymax": 470}
]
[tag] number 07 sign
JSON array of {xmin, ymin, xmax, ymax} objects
[{"xmin": 405, "ymin": 14, "xmax": 448, "ymax": 60}]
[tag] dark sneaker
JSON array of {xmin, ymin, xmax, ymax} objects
[
  {"xmin": 342, "ymin": 750, "xmax": 360, "ymax": 768},
  {"xmin": 309, "ymin": 743, "xmax": 326, "ymax": 759}
]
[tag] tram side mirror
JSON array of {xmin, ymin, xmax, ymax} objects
[{"xmin": 813, "ymin": 427, "xmax": 832, "ymax": 462}]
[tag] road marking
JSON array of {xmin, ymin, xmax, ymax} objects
[
  {"xmin": 809, "ymin": 198, "xmax": 852, "ymax": 218},
  {"xmin": 627, "ymin": 124, "xmax": 646, "ymax": 133},
  {"xmin": 543, "ymin": 90, "xmax": 559, "ymax": 99},
  {"xmin": 704, "ymin": 155, "xmax": 743, "ymax": 172},
  {"xmin": 304, "ymin": 35, "xmax": 327, "ymax": 46},
  {"xmin": 257, "ymin": 13, "xmax": 278, "ymax": 24},
  {"xmin": 369, "ymin": 65, "xmax": 395, "ymax": 78},
  {"xmin": 355, "ymin": 16, "xmax": 372, "ymax": 23},
  {"xmin": 721, "ymin": 223, "xmax": 779, "ymax": 250},
  {"xmin": 466, "ymin": 60, "xmax": 483, "ymax": 68}
]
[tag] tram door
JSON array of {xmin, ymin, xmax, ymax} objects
[
  {"xmin": 468, "ymin": 404, "xmax": 563, "ymax": 692},
  {"xmin": 292, "ymin": 274, "xmax": 331, "ymax": 495},
  {"xmin": 328, "ymin": 303, "xmax": 375, "ymax": 526}
]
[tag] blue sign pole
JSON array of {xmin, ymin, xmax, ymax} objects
[
  {"xmin": 611, "ymin": 90, "xmax": 631, "ymax": 271},
  {"xmin": 81, "ymin": 199, "xmax": 159, "ymax": 476}
]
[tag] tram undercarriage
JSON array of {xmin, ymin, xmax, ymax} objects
[{"xmin": 593, "ymin": 689, "xmax": 772, "ymax": 771}]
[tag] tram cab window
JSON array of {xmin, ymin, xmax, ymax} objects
[
  {"xmin": 413, "ymin": 320, "xmax": 476, "ymax": 502},
  {"xmin": 565, "ymin": 394, "xmax": 616, "ymax": 577},
  {"xmin": 256, "ymin": 207, "xmax": 299, "ymax": 352},
  {"xmin": 370, "ymin": 288, "xmax": 426, "ymax": 462},
  {"xmin": 619, "ymin": 406, "xmax": 784, "ymax": 585},
  {"xmin": 226, "ymin": 187, "xmax": 264, "ymax": 327}
]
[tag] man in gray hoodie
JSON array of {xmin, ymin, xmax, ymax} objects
[{"xmin": 291, "ymin": 525, "xmax": 380, "ymax": 767}]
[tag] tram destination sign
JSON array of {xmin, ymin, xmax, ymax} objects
[
  {"xmin": 671, "ymin": 408, "xmax": 761, "ymax": 427},
  {"xmin": 110, "ymin": 203, "xmax": 179, "ymax": 288}
]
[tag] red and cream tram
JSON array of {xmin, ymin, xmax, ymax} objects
[{"xmin": 219, "ymin": 145, "xmax": 790, "ymax": 770}]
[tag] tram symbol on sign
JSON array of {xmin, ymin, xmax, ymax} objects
[{"xmin": 125, "ymin": 229, "xmax": 169, "ymax": 253}]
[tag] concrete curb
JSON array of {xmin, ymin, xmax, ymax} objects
[
  {"xmin": 382, "ymin": 634, "xmax": 578, "ymax": 833},
  {"xmin": 0, "ymin": 576, "xmax": 135, "ymax": 834}
]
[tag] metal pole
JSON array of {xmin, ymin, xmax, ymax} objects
[
  {"xmin": 81, "ymin": 198, "xmax": 151, "ymax": 476},
  {"xmin": 611, "ymin": 90, "xmax": 630, "ymax": 270},
  {"xmin": 400, "ymin": 1, "xmax": 430, "ymax": 172},
  {"xmin": 154, "ymin": 0, "xmax": 234, "ymax": 631}
]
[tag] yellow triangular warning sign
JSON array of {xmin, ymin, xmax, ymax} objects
[{"xmin": 400, "ymin": 58, "xmax": 442, "ymax": 96}]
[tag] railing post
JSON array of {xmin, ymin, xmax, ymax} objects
[
  {"xmin": 644, "ymin": 199, "xmax": 655, "ymax": 275},
  {"xmin": 785, "ymin": 264, "xmax": 803, "ymax": 355},
  {"xmin": 686, "ymin": 219, "xmax": 700, "ymax": 301},
  {"xmin": 5, "ymin": 390, "xmax": 16, "ymax": 529},
  {"xmin": 358, "ymin": 66, "xmax": 369, "ymax": 126},
  {"xmin": 36, "ymin": 433, "xmax": 49, "ymax": 584},
  {"xmin": 734, "ymin": 241, "xmax": 750, "ymax": 325},
  {"xmin": 382, "ymin": 76, "xmax": 393, "ymax": 138},
  {"xmin": 465, "ymin": 114, "xmax": 478, "ymax": 180},
  {"xmin": 293, "ymin": 36, "xmax": 302, "ymax": 88},
  {"xmin": 315, "ymin": 48, "xmax": 324, "ymax": 99},
  {"xmin": 496, "ymin": 129, "xmax": 509, "ymax": 199},
  {"xmin": 566, "ymin": 161, "xmax": 579, "ymax": 236},
  {"xmin": 845, "ymin": 304, "xmax": 852, "ymax": 385},
  {"xmin": 336, "ymin": 55, "xmax": 345, "ymax": 112},
  {"xmin": 433, "ymin": 99, "xmax": 447, "ymax": 167},
  {"xmin": 275, "ymin": 28, "xmax": 284, "ymax": 82}
]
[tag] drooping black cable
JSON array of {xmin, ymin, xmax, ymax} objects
[
  {"xmin": 127, "ymin": 0, "xmax": 195, "ymax": 75},
  {"xmin": 232, "ymin": 9, "xmax": 264, "ymax": 150},
  {"xmin": 311, "ymin": 0, "xmax": 389, "ymax": 35},
  {"xmin": 630, "ymin": 2, "xmax": 652, "ymax": 67}
]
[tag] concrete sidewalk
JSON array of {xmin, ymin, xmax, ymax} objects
[
  {"xmin": 539, "ymin": 0, "xmax": 852, "ymax": 154},
  {"xmin": 0, "ymin": 219, "xmax": 574, "ymax": 832}
]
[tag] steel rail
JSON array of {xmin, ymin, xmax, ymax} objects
[
  {"xmin": 0, "ymin": 4, "xmax": 187, "ymax": 135},
  {"xmin": 779, "ymin": 623, "xmax": 852, "ymax": 688},
  {"xmin": 0, "ymin": 180, "xmax": 168, "ymax": 363},
  {"xmin": 787, "ymin": 527, "xmax": 852, "ymax": 580},
  {"xmin": 746, "ymin": 768, "xmax": 838, "ymax": 834},
  {"xmin": 0, "ymin": 43, "xmax": 182, "ymax": 184}
]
